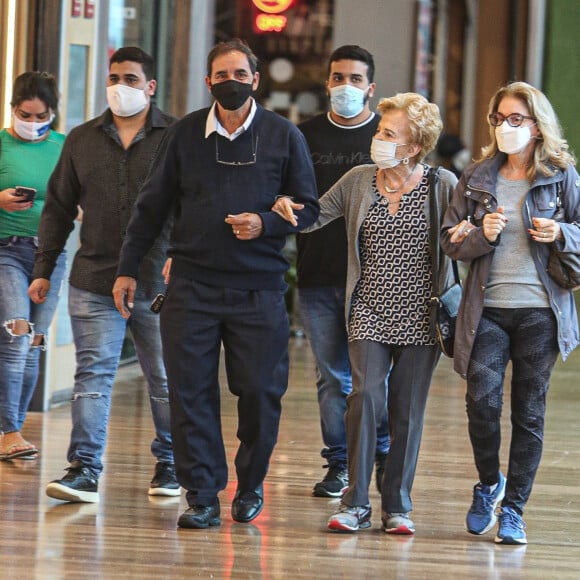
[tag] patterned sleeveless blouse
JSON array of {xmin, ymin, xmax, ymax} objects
[{"xmin": 348, "ymin": 165, "xmax": 436, "ymax": 346}]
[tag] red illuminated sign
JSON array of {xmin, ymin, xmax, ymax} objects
[
  {"xmin": 252, "ymin": 0, "xmax": 293, "ymax": 15},
  {"xmin": 256, "ymin": 13, "xmax": 287, "ymax": 32}
]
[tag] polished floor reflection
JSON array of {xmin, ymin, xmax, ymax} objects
[{"xmin": 1, "ymin": 337, "xmax": 579, "ymax": 579}]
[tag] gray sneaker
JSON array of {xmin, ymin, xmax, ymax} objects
[
  {"xmin": 327, "ymin": 503, "xmax": 372, "ymax": 532},
  {"xmin": 382, "ymin": 512, "xmax": 415, "ymax": 535}
]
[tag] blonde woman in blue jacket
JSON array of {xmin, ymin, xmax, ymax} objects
[{"xmin": 441, "ymin": 81, "xmax": 579, "ymax": 545}]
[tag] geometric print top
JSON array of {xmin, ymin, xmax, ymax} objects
[{"xmin": 348, "ymin": 165, "xmax": 436, "ymax": 345}]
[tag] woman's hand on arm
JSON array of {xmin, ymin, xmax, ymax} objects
[
  {"xmin": 448, "ymin": 219, "xmax": 476, "ymax": 243},
  {"xmin": 271, "ymin": 196, "xmax": 304, "ymax": 227}
]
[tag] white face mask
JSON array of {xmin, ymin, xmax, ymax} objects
[
  {"xmin": 495, "ymin": 124, "xmax": 532, "ymax": 155},
  {"xmin": 12, "ymin": 113, "xmax": 54, "ymax": 141},
  {"xmin": 370, "ymin": 138, "xmax": 405, "ymax": 169},
  {"xmin": 329, "ymin": 84, "xmax": 367, "ymax": 119},
  {"xmin": 106, "ymin": 84, "xmax": 148, "ymax": 117}
]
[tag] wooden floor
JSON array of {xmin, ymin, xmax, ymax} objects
[{"xmin": 1, "ymin": 337, "xmax": 579, "ymax": 579}]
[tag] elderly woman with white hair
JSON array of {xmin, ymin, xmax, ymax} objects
[{"xmin": 274, "ymin": 92, "xmax": 457, "ymax": 534}]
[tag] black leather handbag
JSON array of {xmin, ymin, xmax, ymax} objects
[
  {"xmin": 430, "ymin": 268, "xmax": 462, "ymax": 357},
  {"xmin": 547, "ymin": 187, "xmax": 580, "ymax": 291}
]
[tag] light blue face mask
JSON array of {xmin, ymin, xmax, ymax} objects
[{"xmin": 329, "ymin": 84, "xmax": 367, "ymax": 119}]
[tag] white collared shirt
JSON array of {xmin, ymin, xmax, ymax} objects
[{"xmin": 205, "ymin": 98, "xmax": 257, "ymax": 141}]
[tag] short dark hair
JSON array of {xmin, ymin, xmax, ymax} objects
[
  {"xmin": 328, "ymin": 45, "xmax": 375, "ymax": 83},
  {"xmin": 11, "ymin": 71, "xmax": 59, "ymax": 110},
  {"xmin": 109, "ymin": 46, "xmax": 155, "ymax": 79},
  {"xmin": 206, "ymin": 39, "xmax": 258, "ymax": 77}
]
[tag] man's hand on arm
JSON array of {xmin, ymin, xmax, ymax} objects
[{"xmin": 112, "ymin": 276, "xmax": 137, "ymax": 319}]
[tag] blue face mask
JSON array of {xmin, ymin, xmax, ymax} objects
[{"xmin": 329, "ymin": 84, "xmax": 367, "ymax": 119}]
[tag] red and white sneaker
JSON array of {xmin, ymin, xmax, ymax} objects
[
  {"xmin": 327, "ymin": 503, "xmax": 372, "ymax": 532},
  {"xmin": 382, "ymin": 512, "xmax": 415, "ymax": 534}
]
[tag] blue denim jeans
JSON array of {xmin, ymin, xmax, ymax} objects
[
  {"xmin": 299, "ymin": 286, "xmax": 390, "ymax": 467},
  {"xmin": 0, "ymin": 236, "xmax": 66, "ymax": 433},
  {"xmin": 67, "ymin": 285, "xmax": 173, "ymax": 477},
  {"xmin": 466, "ymin": 307, "xmax": 559, "ymax": 514}
]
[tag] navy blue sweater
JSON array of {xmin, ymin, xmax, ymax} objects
[{"xmin": 118, "ymin": 105, "xmax": 319, "ymax": 290}]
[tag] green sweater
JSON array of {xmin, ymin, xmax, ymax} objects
[{"xmin": 0, "ymin": 128, "xmax": 65, "ymax": 238}]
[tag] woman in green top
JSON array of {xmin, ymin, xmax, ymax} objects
[{"xmin": 0, "ymin": 72, "xmax": 66, "ymax": 460}]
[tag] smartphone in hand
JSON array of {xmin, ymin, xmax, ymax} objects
[{"xmin": 14, "ymin": 186, "xmax": 37, "ymax": 203}]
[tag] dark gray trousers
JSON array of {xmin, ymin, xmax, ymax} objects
[{"xmin": 343, "ymin": 339, "xmax": 440, "ymax": 513}]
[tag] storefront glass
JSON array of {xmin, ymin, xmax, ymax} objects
[{"xmin": 107, "ymin": 0, "xmax": 177, "ymax": 115}]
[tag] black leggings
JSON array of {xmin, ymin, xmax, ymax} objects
[{"xmin": 466, "ymin": 307, "xmax": 559, "ymax": 514}]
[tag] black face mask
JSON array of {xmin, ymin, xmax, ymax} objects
[{"xmin": 211, "ymin": 80, "xmax": 253, "ymax": 111}]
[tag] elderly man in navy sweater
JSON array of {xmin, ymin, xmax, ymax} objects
[{"xmin": 113, "ymin": 39, "xmax": 319, "ymax": 529}]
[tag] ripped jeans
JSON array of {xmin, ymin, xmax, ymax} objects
[
  {"xmin": 0, "ymin": 236, "xmax": 66, "ymax": 433},
  {"xmin": 67, "ymin": 285, "xmax": 173, "ymax": 477}
]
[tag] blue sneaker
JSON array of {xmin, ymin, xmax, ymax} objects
[
  {"xmin": 495, "ymin": 506, "xmax": 527, "ymax": 544},
  {"xmin": 466, "ymin": 472, "xmax": 506, "ymax": 534}
]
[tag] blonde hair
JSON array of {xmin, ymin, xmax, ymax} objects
[
  {"xmin": 377, "ymin": 93, "xmax": 443, "ymax": 161},
  {"xmin": 480, "ymin": 81, "xmax": 576, "ymax": 181}
]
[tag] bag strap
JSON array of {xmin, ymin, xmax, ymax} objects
[{"xmin": 428, "ymin": 166, "xmax": 459, "ymax": 296}]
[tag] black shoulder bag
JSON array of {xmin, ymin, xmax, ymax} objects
[
  {"xmin": 546, "ymin": 182, "xmax": 580, "ymax": 291},
  {"xmin": 428, "ymin": 167, "xmax": 462, "ymax": 357}
]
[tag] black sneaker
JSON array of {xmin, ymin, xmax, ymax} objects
[
  {"xmin": 313, "ymin": 465, "xmax": 349, "ymax": 497},
  {"xmin": 148, "ymin": 462, "xmax": 180, "ymax": 497},
  {"xmin": 178, "ymin": 501, "xmax": 221, "ymax": 529},
  {"xmin": 46, "ymin": 462, "xmax": 99, "ymax": 503},
  {"xmin": 375, "ymin": 453, "xmax": 387, "ymax": 493}
]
